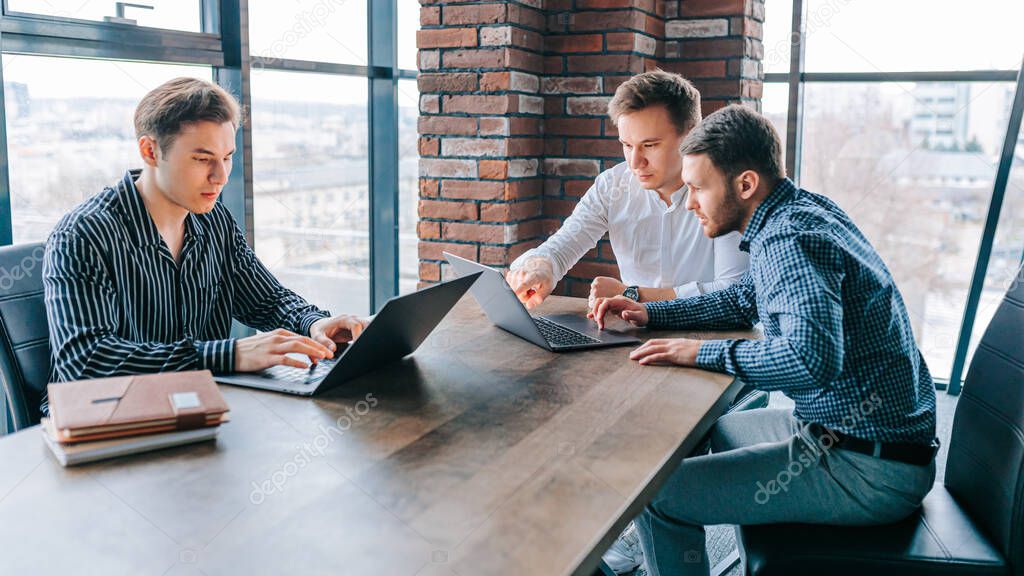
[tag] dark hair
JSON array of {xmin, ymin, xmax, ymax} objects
[
  {"xmin": 680, "ymin": 104, "xmax": 785, "ymax": 182},
  {"xmin": 134, "ymin": 77, "xmax": 243, "ymax": 152},
  {"xmin": 608, "ymin": 69, "xmax": 702, "ymax": 135}
]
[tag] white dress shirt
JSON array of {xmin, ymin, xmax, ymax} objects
[{"xmin": 510, "ymin": 162, "xmax": 749, "ymax": 298}]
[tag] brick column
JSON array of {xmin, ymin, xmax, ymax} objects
[
  {"xmin": 416, "ymin": 1, "xmax": 547, "ymax": 284},
  {"xmin": 541, "ymin": 0, "xmax": 663, "ymax": 297},
  {"xmin": 662, "ymin": 0, "xmax": 765, "ymax": 114},
  {"xmin": 416, "ymin": 0, "xmax": 764, "ymax": 289}
]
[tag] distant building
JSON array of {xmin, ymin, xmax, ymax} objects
[
  {"xmin": 998, "ymin": 84, "xmax": 1024, "ymax": 161},
  {"xmin": 888, "ymin": 149, "xmax": 993, "ymax": 189},
  {"xmin": 885, "ymin": 148, "xmax": 994, "ymax": 222},
  {"xmin": 4, "ymin": 81, "xmax": 29, "ymax": 118},
  {"xmin": 910, "ymin": 83, "xmax": 970, "ymax": 150}
]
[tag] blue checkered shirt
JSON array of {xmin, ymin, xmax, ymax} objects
[{"xmin": 646, "ymin": 178, "xmax": 936, "ymax": 444}]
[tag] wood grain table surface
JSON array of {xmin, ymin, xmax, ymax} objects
[{"xmin": 0, "ymin": 295, "xmax": 752, "ymax": 576}]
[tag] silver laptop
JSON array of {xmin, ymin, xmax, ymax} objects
[
  {"xmin": 215, "ymin": 273, "xmax": 481, "ymax": 395},
  {"xmin": 444, "ymin": 252, "xmax": 640, "ymax": 351}
]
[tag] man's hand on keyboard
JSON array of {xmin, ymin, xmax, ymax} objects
[
  {"xmin": 234, "ymin": 329, "xmax": 332, "ymax": 372},
  {"xmin": 589, "ymin": 295, "xmax": 649, "ymax": 330},
  {"xmin": 310, "ymin": 314, "xmax": 370, "ymax": 353},
  {"xmin": 628, "ymin": 338, "xmax": 700, "ymax": 367}
]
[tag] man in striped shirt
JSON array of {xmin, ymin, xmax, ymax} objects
[{"xmin": 42, "ymin": 77, "xmax": 367, "ymax": 414}]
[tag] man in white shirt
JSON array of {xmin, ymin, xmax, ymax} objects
[{"xmin": 506, "ymin": 70, "xmax": 748, "ymax": 310}]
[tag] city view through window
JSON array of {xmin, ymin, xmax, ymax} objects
[{"xmin": 2, "ymin": 0, "xmax": 1021, "ymax": 381}]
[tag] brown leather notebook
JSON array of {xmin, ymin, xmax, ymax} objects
[
  {"xmin": 47, "ymin": 370, "xmax": 230, "ymax": 439},
  {"xmin": 45, "ymin": 413, "xmax": 230, "ymax": 444}
]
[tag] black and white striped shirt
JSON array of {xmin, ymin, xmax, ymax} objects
[{"xmin": 42, "ymin": 170, "xmax": 329, "ymax": 411}]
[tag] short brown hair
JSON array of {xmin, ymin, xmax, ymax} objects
[
  {"xmin": 680, "ymin": 104, "xmax": 786, "ymax": 182},
  {"xmin": 134, "ymin": 77, "xmax": 243, "ymax": 153},
  {"xmin": 607, "ymin": 70, "xmax": 702, "ymax": 135}
]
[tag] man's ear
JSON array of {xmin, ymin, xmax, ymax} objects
[
  {"xmin": 736, "ymin": 169, "xmax": 760, "ymax": 200},
  {"xmin": 138, "ymin": 135, "xmax": 159, "ymax": 168}
]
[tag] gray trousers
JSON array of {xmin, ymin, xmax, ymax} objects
[{"xmin": 635, "ymin": 408, "xmax": 936, "ymax": 576}]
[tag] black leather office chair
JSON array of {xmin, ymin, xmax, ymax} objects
[
  {"xmin": 736, "ymin": 266, "xmax": 1024, "ymax": 576},
  {"xmin": 0, "ymin": 243, "xmax": 51, "ymax": 434}
]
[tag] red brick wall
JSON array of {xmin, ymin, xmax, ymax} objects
[
  {"xmin": 541, "ymin": 0, "xmax": 663, "ymax": 297},
  {"xmin": 662, "ymin": 0, "xmax": 765, "ymax": 113},
  {"xmin": 416, "ymin": 0, "xmax": 764, "ymax": 291},
  {"xmin": 417, "ymin": 1, "xmax": 547, "ymax": 284}
]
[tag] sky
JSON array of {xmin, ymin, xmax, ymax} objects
[
  {"xmin": 3, "ymin": 0, "xmax": 1022, "ymax": 109},
  {"xmin": 7, "ymin": 0, "xmax": 201, "ymax": 31},
  {"xmin": 764, "ymin": 0, "xmax": 1024, "ymax": 74},
  {"xmin": 3, "ymin": 0, "xmax": 420, "ymax": 104}
]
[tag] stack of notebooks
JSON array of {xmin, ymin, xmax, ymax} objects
[{"xmin": 41, "ymin": 370, "xmax": 230, "ymax": 466}]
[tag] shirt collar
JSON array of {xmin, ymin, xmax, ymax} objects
[
  {"xmin": 116, "ymin": 169, "xmax": 205, "ymax": 248},
  {"xmin": 739, "ymin": 177, "xmax": 798, "ymax": 251},
  {"xmin": 668, "ymin": 185, "xmax": 687, "ymax": 208},
  {"xmin": 649, "ymin": 183, "xmax": 687, "ymax": 213}
]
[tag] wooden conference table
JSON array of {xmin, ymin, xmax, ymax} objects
[{"xmin": 0, "ymin": 295, "xmax": 750, "ymax": 576}]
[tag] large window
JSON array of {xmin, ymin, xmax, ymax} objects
[
  {"xmin": 6, "ymin": 0, "xmax": 202, "ymax": 32},
  {"xmin": 0, "ymin": 0, "xmax": 420, "ymax": 315},
  {"xmin": 251, "ymin": 71, "xmax": 371, "ymax": 316},
  {"xmin": 397, "ymin": 0, "xmax": 421, "ymax": 295},
  {"xmin": 761, "ymin": 0, "xmax": 792, "ymax": 75},
  {"xmin": 966, "ymin": 126, "xmax": 1024, "ymax": 363},
  {"xmin": 800, "ymin": 82, "xmax": 1012, "ymax": 378},
  {"xmin": 246, "ymin": 0, "xmax": 419, "ymax": 312},
  {"xmin": 398, "ymin": 78, "xmax": 420, "ymax": 295},
  {"xmin": 397, "ymin": 0, "xmax": 420, "ymax": 72},
  {"xmin": 761, "ymin": 82, "xmax": 788, "ymax": 161},
  {"xmin": 761, "ymin": 0, "xmax": 791, "ymax": 202},
  {"xmin": 763, "ymin": 1, "xmax": 1024, "ymax": 389},
  {"xmin": 802, "ymin": 0, "xmax": 1022, "ymax": 73},
  {"xmin": 3, "ymin": 55, "xmax": 210, "ymax": 243},
  {"xmin": 248, "ymin": 0, "xmax": 368, "ymax": 65}
]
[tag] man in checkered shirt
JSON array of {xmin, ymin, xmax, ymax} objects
[{"xmin": 592, "ymin": 104, "xmax": 938, "ymax": 576}]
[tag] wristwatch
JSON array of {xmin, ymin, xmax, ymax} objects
[{"xmin": 623, "ymin": 285, "xmax": 640, "ymax": 302}]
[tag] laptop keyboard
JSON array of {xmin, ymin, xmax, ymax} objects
[
  {"xmin": 533, "ymin": 316, "xmax": 601, "ymax": 347},
  {"xmin": 261, "ymin": 358, "xmax": 336, "ymax": 385}
]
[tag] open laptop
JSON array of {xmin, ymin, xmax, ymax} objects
[
  {"xmin": 215, "ymin": 273, "xmax": 481, "ymax": 395},
  {"xmin": 444, "ymin": 252, "xmax": 640, "ymax": 351}
]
